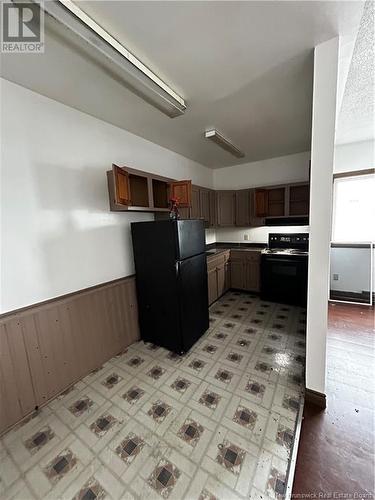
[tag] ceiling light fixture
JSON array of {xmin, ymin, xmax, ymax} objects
[
  {"xmin": 26, "ymin": 0, "xmax": 186, "ymax": 117},
  {"xmin": 204, "ymin": 129, "xmax": 245, "ymax": 158}
]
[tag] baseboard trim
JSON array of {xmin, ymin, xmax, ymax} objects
[
  {"xmin": 305, "ymin": 388, "xmax": 326, "ymax": 409},
  {"xmin": 285, "ymin": 393, "xmax": 305, "ymax": 500},
  {"xmin": 330, "ymin": 289, "xmax": 374, "ymax": 304}
]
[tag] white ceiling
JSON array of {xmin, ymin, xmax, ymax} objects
[
  {"xmin": 0, "ymin": 1, "xmax": 365, "ymax": 168},
  {"xmin": 336, "ymin": 0, "xmax": 375, "ymax": 145}
]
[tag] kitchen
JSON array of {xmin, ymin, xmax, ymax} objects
[{"xmin": 0, "ymin": 1, "xmax": 372, "ymax": 500}]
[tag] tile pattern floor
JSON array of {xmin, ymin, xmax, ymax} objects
[{"xmin": 0, "ymin": 291, "xmax": 306, "ymax": 500}]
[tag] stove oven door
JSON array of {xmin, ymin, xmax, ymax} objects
[{"xmin": 260, "ymin": 254, "xmax": 308, "ymax": 306}]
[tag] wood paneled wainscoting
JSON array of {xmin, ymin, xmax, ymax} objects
[{"xmin": 0, "ymin": 276, "xmax": 139, "ymax": 436}]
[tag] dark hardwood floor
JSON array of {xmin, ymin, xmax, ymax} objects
[{"xmin": 293, "ymin": 302, "xmax": 375, "ymax": 497}]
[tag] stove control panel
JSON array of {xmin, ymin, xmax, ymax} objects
[{"xmin": 268, "ymin": 233, "xmax": 309, "ymax": 250}]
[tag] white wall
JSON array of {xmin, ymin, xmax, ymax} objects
[
  {"xmin": 306, "ymin": 37, "xmax": 339, "ymax": 395},
  {"xmin": 334, "ymin": 140, "xmax": 375, "ymax": 173},
  {"xmin": 213, "ymin": 151, "xmax": 310, "ymax": 190},
  {"xmin": 330, "ymin": 247, "xmax": 374, "ymax": 293},
  {"xmin": 0, "ymin": 79, "xmax": 214, "ymax": 313},
  {"xmin": 205, "ymin": 228, "xmax": 216, "ymax": 245}
]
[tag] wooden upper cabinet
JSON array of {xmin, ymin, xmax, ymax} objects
[
  {"xmin": 108, "ymin": 166, "xmax": 192, "ymax": 213},
  {"xmin": 235, "ymin": 190, "xmax": 251, "ymax": 226},
  {"xmin": 289, "ymin": 184, "xmax": 310, "ymax": 216},
  {"xmin": 169, "ymin": 180, "xmax": 192, "ymax": 208},
  {"xmin": 254, "ymin": 186, "xmax": 286, "ymax": 218},
  {"xmin": 189, "ymin": 185, "xmax": 200, "ymax": 218},
  {"xmin": 209, "ymin": 190, "xmax": 217, "ymax": 227},
  {"xmin": 249, "ymin": 189, "xmax": 263, "ymax": 226},
  {"xmin": 109, "ymin": 164, "xmax": 308, "ymax": 223},
  {"xmin": 217, "ymin": 191, "xmax": 236, "ymax": 226},
  {"xmin": 255, "ymin": 189, "xmax": 269, "ymax": 217},
  {"xmin": 112, "ymin": 164, "xmax": 131, "ymax": 206},
  {"xmin": 267, "ymin": 187, "xmax": 285, "ymax": 216},
  {"xmin": 200, "ymin": 189, "xmax": 210, "ymax": 222}
]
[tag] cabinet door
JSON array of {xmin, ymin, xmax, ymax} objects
[
  {"xmin": 178, "ymin": 207, "xmax": 191, "ymax": 219},
  {"xmin": 112, "ymin": 164, "xmax": 131, "ymax": 205},
  {"xmin": 217, "ymin": 191, "xmax": 236, "ymax": 226},
  {"xmin": 200, "ymin": 189, "xmax": 210, "ymax": 222},
  {"xmin": 250, "ymin": 189, "xmax": 265, "ymax": 226},
  {"xmin": 208, "ymin": 268, "xmax": 218, "ymax": 306},
  {"xmin": 230, "ymin": 261, "xmax": 244, "ymax": 289},
  {"xmin": 289, "ymin": 184, "xmax": 310, "ymax": 216},
  {"xmin": 245, "ymin": 258, "xmax": 260, "ymax": 292},
  {"xmin": 224, "ymin": 261, "xmax": 231, "ymax": 292},
  {"xmin": 209, "ymin": 191, "xmax": 217, "ymax": 226},
  {"xmin": 191, "ymin": 185, "xmax": 201, "ymax": 219},
  {"xmin": 236, "ymin": 190, "xmax": 251, "ymax": 226},
  {"xmin": 268, "ymin": 187, "xmax": 285, "ymax": 217},
  {"xmin": 217, "ymin": 263, "xmax": 225, "ymax": 298},
  {"xmin": 169, "ymin": 180, "xmax": 192, "ymax": 208},
  {"xmin": 255, "ymin": 189, "xmax": 268, "ymax": 217}
]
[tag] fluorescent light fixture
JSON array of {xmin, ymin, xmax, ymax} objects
[
  {"xmin": 204, "ymin": 129, "xmax": 244, "ymax": 158},
  {"xmin": 27, "ymin": 0, "xmax": 186, "ymax": 117}
]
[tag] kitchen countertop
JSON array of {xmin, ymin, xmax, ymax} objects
[
  {"xmin": 205, "ymin": 248, "xmax": 230, "ymax": 257},
  {"xmin": 205, "ymin": 244, "xmax": 266, "ymax": 258}
]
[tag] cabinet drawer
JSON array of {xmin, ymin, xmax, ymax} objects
[
  {"xmin": 207, "ymin": 254, "xmax": 224, "ymax": 271},
  {"xmin": 230, "ymin": 249, "xmax": 261, "ymax": 262},
  {"xmin": 245, "ymin": 251, "xmax": 261, "ymax": 262},
  {"xmin": 230, "ymin": 250, "xmax": 247, "ymax": 261}
]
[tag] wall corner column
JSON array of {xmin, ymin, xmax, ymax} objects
[{"xmin": 306, "ymin": 37, "xmax": 340, "ymax": 399}]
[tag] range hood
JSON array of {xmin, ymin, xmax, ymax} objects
[{"xmin": 265, "ymin": 216, "xmax": 309, "ymax": 226}]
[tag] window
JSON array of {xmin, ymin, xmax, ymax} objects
[{"xmin": 332, "ymin": 173, "xmax": 375, "ymax": 242}]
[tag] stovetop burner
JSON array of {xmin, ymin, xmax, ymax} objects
[{"xmin": 262, "ymin": 248, "xmax": 308, "ymax": 256}]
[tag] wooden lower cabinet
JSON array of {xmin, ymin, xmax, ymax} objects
[
  {"xmin": 216, "ymin": 262, "xmax": 226, "ymax": 298},
  {"xmin": 229, "ymin": 251, "xmax": 261, "ymax": 292},
  {"xmin": 246, "ymin": 258, "xmax": 260, "ymax": 291},
  {"xmin": 208, "ymin": 267, "xmax": 218, "ymax": 305},
  {"xmin": 207, "ymin": 250, "xmax": 260, "ymax": 305},
  {"xmin": 224, "ymin": 260, "xmax": 231, "ymax": 292},
  {"xmin": 207, "ymin": 252, "xmax": 231, "ymax": 305},
  {"xmin": 230, "ymin": 260, "xmax": 244, "ymax": 289}
]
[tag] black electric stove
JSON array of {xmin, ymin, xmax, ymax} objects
[{"xmin": 260, "ymin": 233, "xmax": 309, "ymax": 306}]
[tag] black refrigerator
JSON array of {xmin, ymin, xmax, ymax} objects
[{"xmin": 131, "ymin": 219, "xmax": 209, "ymax": 354}]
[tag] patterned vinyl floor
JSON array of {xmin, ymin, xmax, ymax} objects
[{"xmin": 0, "ymin": 291, "xmax": 306, "ymax": 500}]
